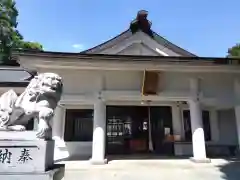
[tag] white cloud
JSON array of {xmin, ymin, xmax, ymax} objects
[{"xmin": 72, "ymin": 44, "xmax": 85, "ymax": 50}]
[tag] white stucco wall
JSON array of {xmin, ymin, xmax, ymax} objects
[
  {"xmin": 34, "ymin": 66, "xmax": 239, "ymax": 159},
  {"xmin": 218, "ymin": 109, "xmax": 238, "ymax": 145},
  {"xmin": 1, "ymin": 66, "xmax": 239, "ymax": 159},
  {"xmin": 41, "ymin": 69, "xmax": 238, "ymax": 106}
]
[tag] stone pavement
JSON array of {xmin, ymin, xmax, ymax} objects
[{"xmin": 60, "ymin": 158, "xmax": 240, "ymax": 180}]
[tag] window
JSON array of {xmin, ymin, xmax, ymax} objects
[
  {"xmin": 64, "ymin": 109, "xmax": 93, "ymax": 141},
  {"xmin": 183, "ymin": 110, "xmax": 211, "ymax": 141},
  {"xmin": 202, "ymin": 111, "xmax": 211, "ymax": 141},
  {"xmin": 183, "ymin": 110, "xmax": 192, "ymax": 141}
]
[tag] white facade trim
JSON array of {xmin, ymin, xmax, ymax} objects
[
  {"xmin": 26, "ymin": 61, "xmax": 240, "ymax": 73},
  {"xmin": 18, "ymin": 56, "xmax": 240, "ymax": 73},
  {"xmin": 59, "ymin": 91, "xmax": 230, "ymax": 108}
]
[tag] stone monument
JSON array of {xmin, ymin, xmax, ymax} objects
[{"xmin": 0, "ymin": 72, "xmax": 64, "ymax": 180}]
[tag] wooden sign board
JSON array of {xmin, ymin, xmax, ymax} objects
[{"xmin": 141, "ymin": 70, "xmax": 160, "ymax": 96}]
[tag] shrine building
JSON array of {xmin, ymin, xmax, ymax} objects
[{"xmin": 3, "ymin": 10, "xmax": 240, "ymax": 164}]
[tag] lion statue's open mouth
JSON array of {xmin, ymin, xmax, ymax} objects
[{"xmin": 0, "ymin": 72, "xmax": 63, "ymax": 140}]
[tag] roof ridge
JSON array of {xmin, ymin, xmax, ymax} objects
[
  {"xmin": 81, "ymin": 29, "xmax": 131, "ymax": 54},
  {"xmin": 152, "ymin": 31, "xmax": 197, "ymax": 57}
]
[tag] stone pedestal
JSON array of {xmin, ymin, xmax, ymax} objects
[
  {"xmin": 0, "ymin": 164, "xmax": 65, "ymax": 180},
  {"xmin": 0, "ymin": 131, "xmax": 64, "ymax": 180}
]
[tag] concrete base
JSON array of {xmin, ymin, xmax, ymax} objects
[
  {"xmin": 89, "ymin": 158, "xmax": 108, "ymax": 165},
  {"xmin": 0, "ymin": 164, "xmax": 65, "ymax": 180},
  {"xmin": 190, "ymin": 157, "xmax": 211, "ymax": 163},
  {"xmin": 0, "ymin": 136, "xmax": 54, "ymax": 173}
]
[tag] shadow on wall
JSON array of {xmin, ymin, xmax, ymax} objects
[{"xmin": 218, "ymin": 157, "xmax": 240, "ymax": 180}]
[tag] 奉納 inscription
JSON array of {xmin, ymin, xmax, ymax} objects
[
  {"xmin": 18, "ymin": 148, "xmax": 33, "ymax": 163},
  {"xmin": 0, "ymin": 147, "xmax": 36, "ymax": 166},
  {"xmin": 0, "ymin": 148, "xmax": 12, "ymax": 164}
]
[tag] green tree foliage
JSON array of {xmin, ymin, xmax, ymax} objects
[
  {"xmin": 19, "ymin": 41, "xmax": 43, "ymax": 51},
  {"xmin": 227, "ymin": 43, "xmax": 240, "ymax": 58},
  {"xmin": 0, "ymin": 0, "xmax": 43, "ymax": 64}
]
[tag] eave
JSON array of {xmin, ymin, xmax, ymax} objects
[
  {"xmin": 15, "ymin": 50, "xmax": 240, "ymax": 73},
  {"xmin": 15, "ymin": 50, "xmax": 238, "ymax": 62},
  {"xmin": 0, "ymin": 67, "xmax": 32, "ymax": 88}
]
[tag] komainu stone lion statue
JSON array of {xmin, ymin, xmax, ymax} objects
[{"xmin": 0, "ymin": 72, "xmax": 63, "ymax": 140}]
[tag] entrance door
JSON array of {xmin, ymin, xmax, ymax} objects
[
  {"xmin": 106, "ymin": 106, "xmax": 174, "ymax": 155},
  {"xmin": 106, "ymin": 106, "xmax": 149, "ymax": 155},
  {"xmin": 150, "ymin": 106, "xmax": 174, "ymax": 155}
]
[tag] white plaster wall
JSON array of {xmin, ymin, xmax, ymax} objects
[
  {"xmin": 201, "ymin": 73, "xmax": 236, "ymax": 99},
  {"xmin": 61, "ymin": 70, "xmax": 101, "ymax": 94},
  {"xmin": 54, "ymin": 139, "xmax": 92, "ymax": 160},
  {"xmin": 65, "ymin": 142, "xmax": 92, "ymax": 158},
  {"xmin": 161, "ymin": 72, "xmax": 237, "ymax": 102},
  {"xmin": 218, "ymin": 109, "xmax": 238, "ymax": 145},
  {"xmin": 105, "ymin": 70, "xmax": 143, "ymax": 91},
  {"xmin": 160, "ymin": 72, "xmax": 190, "ymax": 93},
  {"xmin": 40, "ymin": 69, "xmax": 144, "ymax": 94},
  {"xmin": 36, "ymin": 68, "xmax": 240, "ymax": 158},
  {"xmin": 38, "ymin": 68, "xmax": 238, "ymax": 103}
]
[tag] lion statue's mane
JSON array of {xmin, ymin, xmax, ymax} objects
[{"xmin": 0, "ymin": 72, "xmax": 63, "ymax": 140}]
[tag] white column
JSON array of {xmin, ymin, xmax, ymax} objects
[
  {"xmin": 189, "ymin": 100, "xmax": 208, "ymax": 162},
  {"xmin": 172, "ymin": 104, "xmax": 185, "ymax": 156},
  {"xmin": 172, "ymin": 104, "xmax": 184, "ymax": 139},
  {"xmin": 52, "ymin": 105, "xmax": 65, "ymax": 138},
  {"xmin": 52, "ymin": 105, "xmax": 66, "ymax": 161},
  {"xmin": 235, "ymin": 106, "xmax": 240, "ymax": 148},
  {"xmin": 234, "ymin": 79, "xmax": 240, "ymax": 148},
  {"xmin": 210, "ymin": 109, "xmax": 220, "ymax": 142},
  {"xmin": 90, "ymin": 100, "xmax": 107, "ymax": 164}
]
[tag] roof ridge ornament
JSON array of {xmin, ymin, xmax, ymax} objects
[{"xmin": 130, "ymin": 10, "xmax": 153, "ymax": 37}]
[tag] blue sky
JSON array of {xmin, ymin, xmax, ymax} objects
[{"xmin": 16, "ymin": 0, "xmax": 240, "ymax": 57}]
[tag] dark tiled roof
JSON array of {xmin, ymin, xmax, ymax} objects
[
  {"xmin": 152, "ymin": 31, "xmax": 196, "ymax": 57},
  {"xmin": 81, "ymin": 29, "xmax": 131, "ymax": 54},
  {"xmin": 0, "ymin": 68, "xmax": 32, "ymax": 88},
  {"xmin": 81, "ymin": 29, "xmax": 196, "ymax": 57}
]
